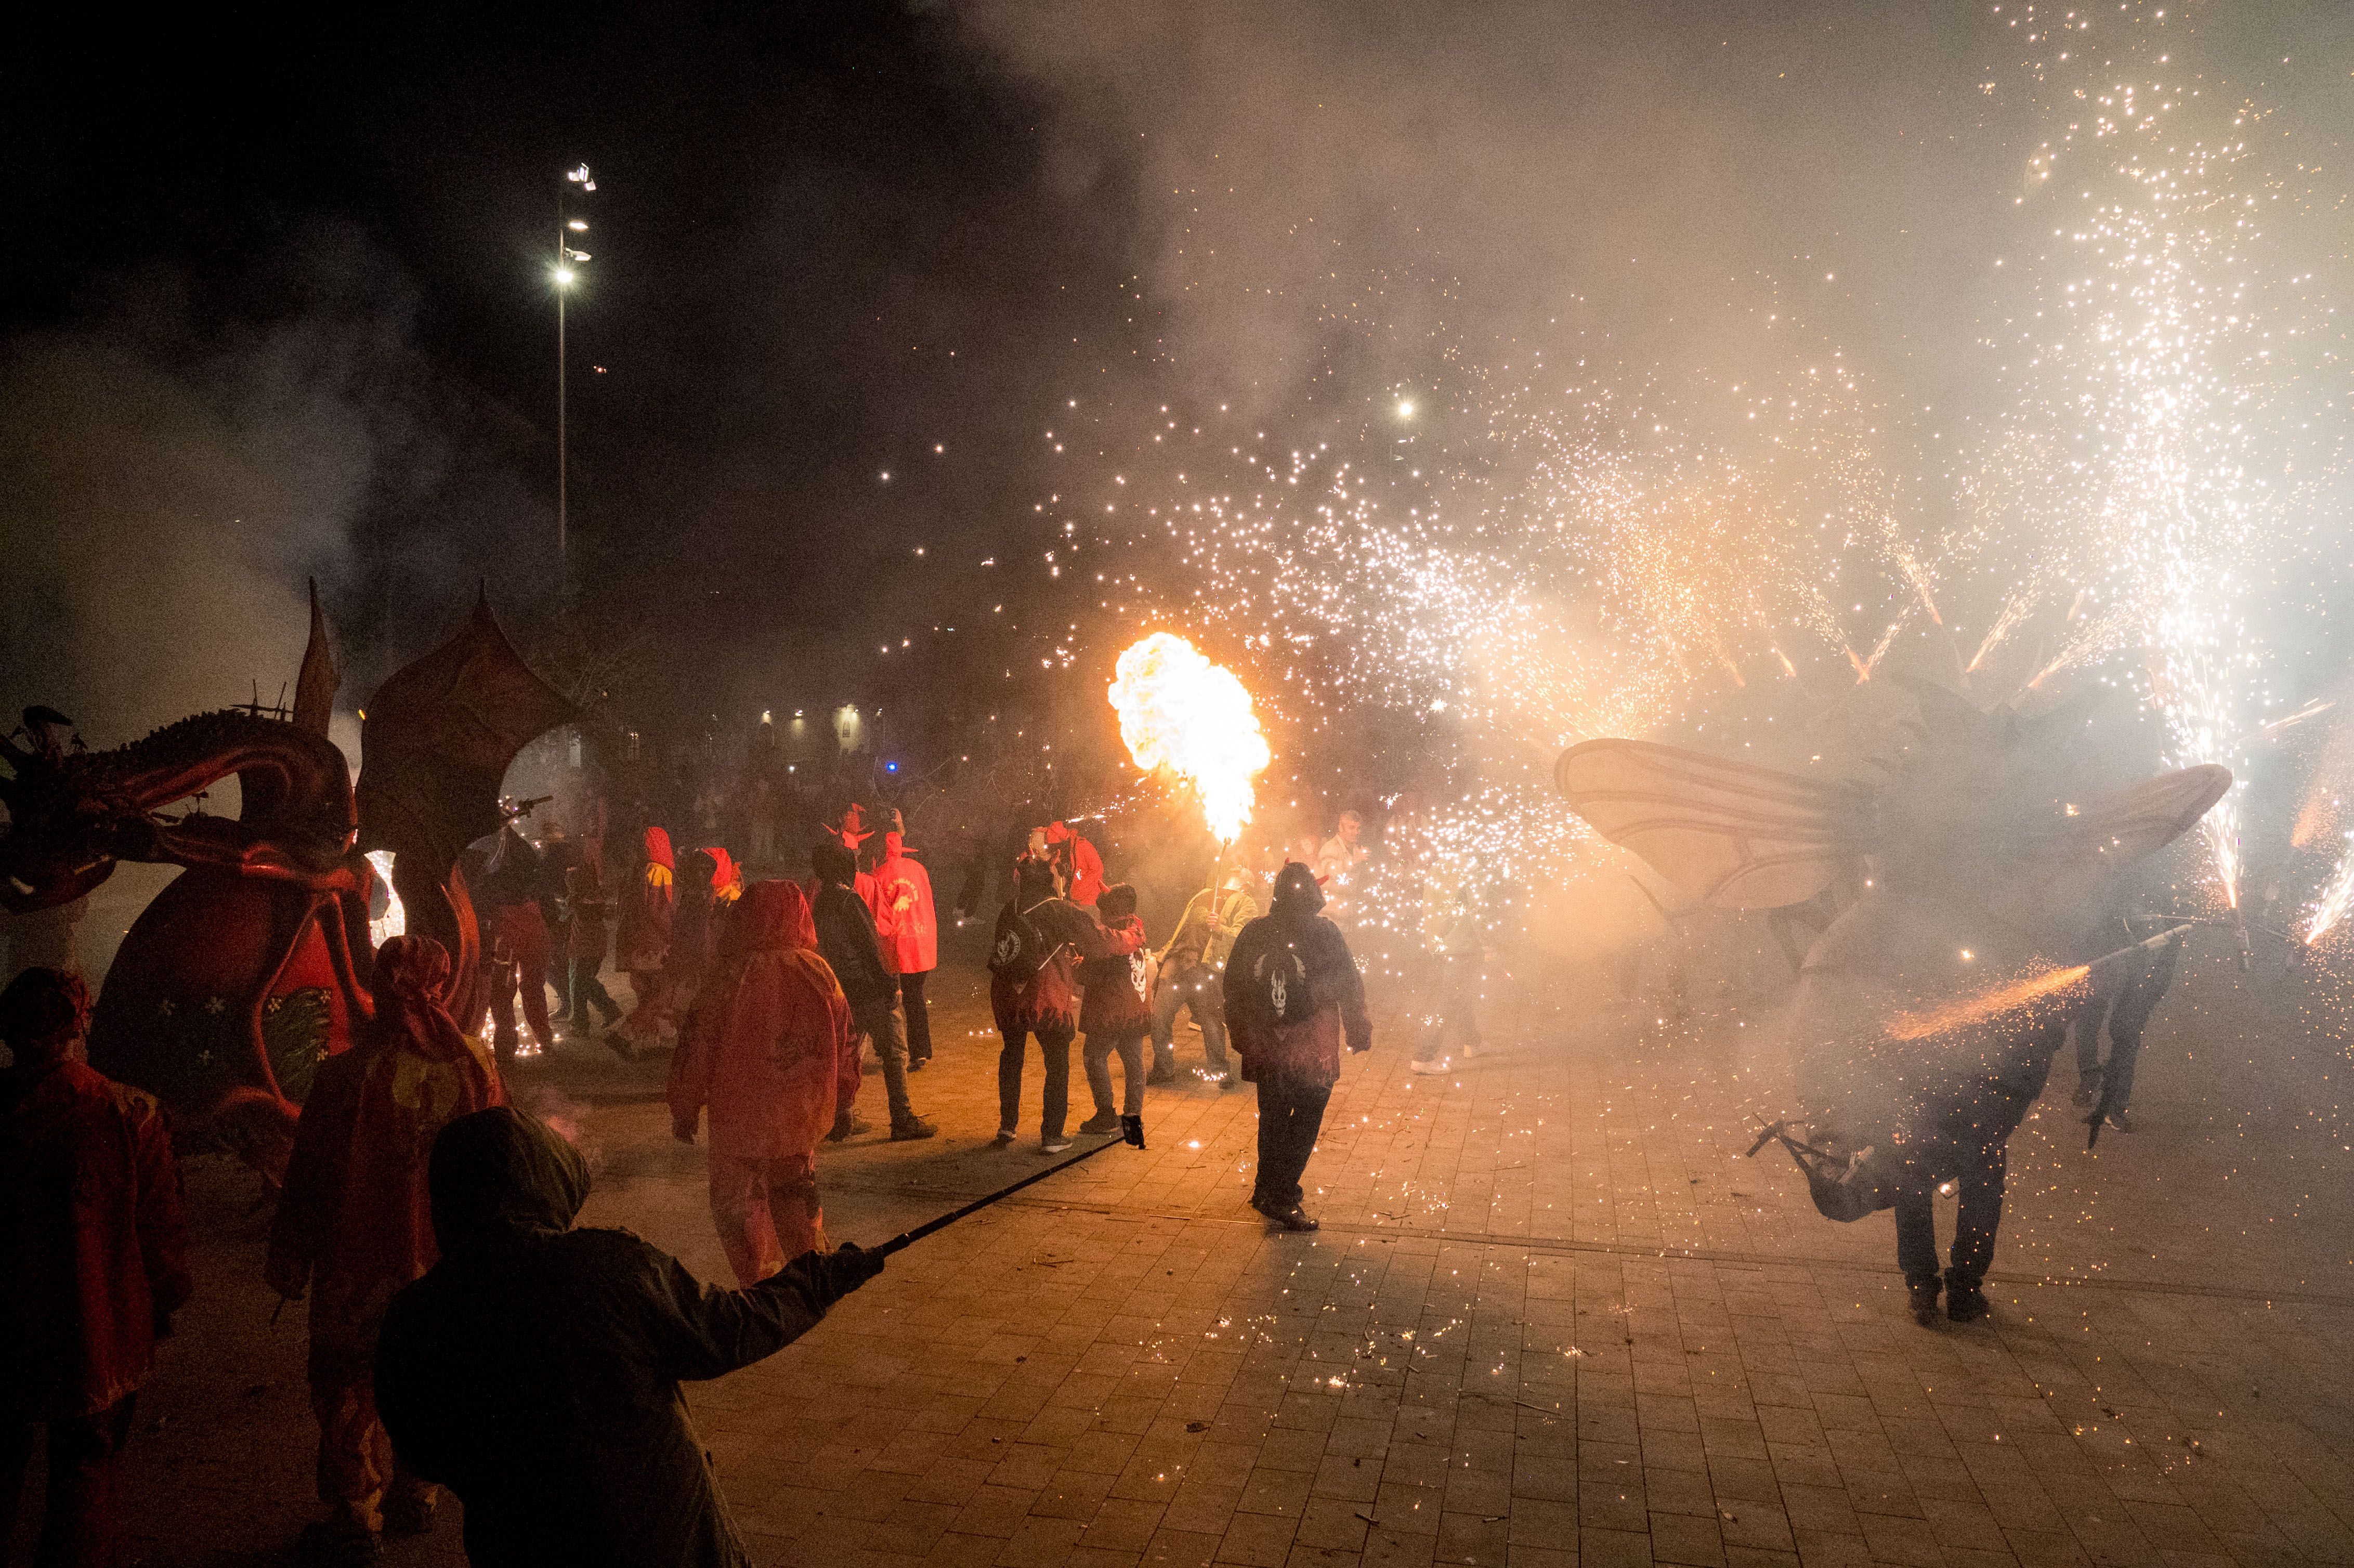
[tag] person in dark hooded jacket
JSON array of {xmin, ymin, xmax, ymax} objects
[
  {"xmin": 1222, "ymin": 863, "xmax": 1372, "ymax": 1231},
  {"xmin": 374, "ymin": 1107, "xmax": 884, "ymax": 1568}
]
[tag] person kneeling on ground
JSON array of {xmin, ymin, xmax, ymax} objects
[
  {"xmin": 375, "ymin": 1107, "xmax": 885, "ymax": 1568},
  {"xmin": 1223, "ymin": 863, "xmax": 1372, "ymax": 1231},
  {"xmin": 1077, "ymin": 883, "xmax": 1152, "ymax": 1134}
]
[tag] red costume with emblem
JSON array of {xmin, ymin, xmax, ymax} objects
[
  {"xmin": 669, "ymin": 882, "xmax": 856, "ymax": 1283},
  {"xmin": 266, "ymin": 934, "xmax": 505, "ymax": 1542}
]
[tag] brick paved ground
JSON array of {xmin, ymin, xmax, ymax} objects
[{"xmin": 37, "ymin": 929, "xmax": 2354, "ymax": 1567}]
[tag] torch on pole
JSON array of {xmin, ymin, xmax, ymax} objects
[{"xmin": 871, "ymin": 1117, "xmax": 1147, "ymax": 1259}]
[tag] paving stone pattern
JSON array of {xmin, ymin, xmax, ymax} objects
[{"xmin": 50, "ymin": 939, "xmax": 2354, "ymax": 1566}]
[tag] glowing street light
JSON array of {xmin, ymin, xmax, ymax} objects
[{"xmin": 555, "ymin": 163, "xmax": 597, "ymax": 575}]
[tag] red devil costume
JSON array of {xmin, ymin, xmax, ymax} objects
[
  {"xmin": 616, "ymin": 827, "xmax": 677, "ymax": 1051},
  {"xmin": 267, "ymin": 934, "xmax": 504, "ymax": 1553},
  {"xmin": 670, "ymin": 883, "xmax": 856, "ymax": 1284},
  {"xmin": 1223, "ymin": 863, "xmax": 1372, "ymax": 1231},
  {"xmin": 2, "ymin": 966, "xmax": 191, "ymax": 1568},
  {"xmin": 865, "ymin": 831, "xmax": 938, "ymax": 1067},
  {"xmin": 1038, "ymin": 821, "xmax": 1105, "ymax": 908}
]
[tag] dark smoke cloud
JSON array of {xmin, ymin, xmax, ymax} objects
[
  {"xmin": 962, "ymin": 1, "xmax": 2018, "ymax": 411},
  {"xmin": 0, "ymin": 224, "xmax": 550, "ymax": 751}
]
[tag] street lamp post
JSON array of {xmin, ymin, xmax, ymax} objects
[{"xmin": 557, "ymin": 164, "xmax": 595, "ymax": 575}]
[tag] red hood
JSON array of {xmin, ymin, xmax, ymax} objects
[
  {"xmin": 642, "ymin": 826, "xmax": 674, "ymax": 871},
  {"xmin": 728, "ymin": 879, "xmax": 816, "ymax": 956}
]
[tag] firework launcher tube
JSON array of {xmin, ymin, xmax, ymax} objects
[{"xmin": 871, "ymin": 1117, "xmax": 1146, "ymax": 1259}]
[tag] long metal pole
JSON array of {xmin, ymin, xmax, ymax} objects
[{"xmin": 557, "ymin": 282, "xmax": 567, "ymax": 571}]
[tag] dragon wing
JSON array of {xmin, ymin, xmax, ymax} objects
[
  {"xmin": 1554, "ymin": 738, "xmax": 1856, "ymax": 910},
  {"xmin": 356, "ymin": 591, "xmax": 580, "ymax": 882}
]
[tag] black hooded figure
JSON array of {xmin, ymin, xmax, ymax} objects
[
  {"xmin": 373, "ymin": 1107, "xmax": 883, "ymax": 1567},
  {"xmin": 1222, "ymin": 862, "xmax": 1372, "ymax": 1231}
]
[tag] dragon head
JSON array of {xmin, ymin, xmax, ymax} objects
[{"xmin": 0, "ymin": 710, "xmax": 148, "ymax": 912}]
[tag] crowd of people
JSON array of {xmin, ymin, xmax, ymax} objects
[{"xmin": 0, "ymin": 787, "xmax": 1415, "ymax": 1565}]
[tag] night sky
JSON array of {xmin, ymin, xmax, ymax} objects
[{"xmin": 4, "ymin": 2, "xmax": 2345, "ymax": 777}]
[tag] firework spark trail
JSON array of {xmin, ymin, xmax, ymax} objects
[
  {"xmin": 2305, "ymin": 833, "xmax": 2354, "ymax": 945},
  {"xmin": 1032, "ymin": 9, "xmax": 2343, "ymax": 935},
  {"xmin": 1977, "ymin": 28, "xmax": 2337, "ymax": 906},
  {"xmin": 1887, "ymin": 963, "xmax": 2091, "ymax": 1042}
]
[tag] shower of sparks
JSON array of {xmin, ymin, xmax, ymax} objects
[
  {"xmin": 2305, "ymin": 833, "xmax": 2354, "ymax": 947},
  {"xmin": 1021, "ymin": 5, "xmax": 2344, "ymax": 945}
]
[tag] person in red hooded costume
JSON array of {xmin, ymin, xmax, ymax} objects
[
  {"xmin": 1031, "ymin": 821, "xmax": 1106, "ymax": 908},
  {"xmin": 864, "ymin": 829, "xmax": 939, "ymax": 1069},
  {"xmin": 267, "ymin": 934, "xmax": 505, "ymax": 1561},
  {"xmin": 668, "ymin": 847, "xmax": 743, "ymax": 1020},
  {"xmin": 669, "ymin": 882, "xmax": 858, "ymax": 1284},
  {"xmin": 2, "ymin": 967, "xmax": 191, "ymax": 1568},
  {"xmin": 614, "ymin": 826, "xmax": 677, "ymax": 1056}
]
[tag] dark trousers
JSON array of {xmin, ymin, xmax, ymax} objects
[
  {"xmin": 998, "ymin": 1025, "xmax": 1074, "ymax": 1139},
  {"xmin": 1893, "ymin": 1145, "xmax": 2006, "ymax": 1285},
  {"xmin": 1253, "ymin": 1078, "xmax": 1332, "ymax": 1209},
  {"xmin": 1, "ymin": 1396, "xmax": 137, "ymax": 1568},
  {"xmin": 568, "ymin": 958, "xmax": 621, "ymax": 1025},
  {"xmin": 546, "ymin": 921, "xmax": 573, "ymax": 1011},
  {"xmin": 2075, "ymin": 1020, "xmax": 2143, "ymax": 1111},
  {"xmin": 1083, "ymin": 1025, "xmax": 1149, "ymax": 1118},
  {"xmin": 898, "ymin": 970, "xmax": 934, "ymax": 1063}
]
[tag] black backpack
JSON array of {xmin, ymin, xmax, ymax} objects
[
  {"xmin": 1249, "ymin": 942, "xmax": 1317, "ymax": 1027},
  {"xmin": 989, "ymin": 899, "xmax": 1061, "ymax": 986}
]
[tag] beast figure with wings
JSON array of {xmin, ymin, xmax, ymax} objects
[
  {"xmin": 0, "ymin": 587, "xmax": 577, "ymax": 1179},
  {"xmin": 1557, "ymin": 679, "xmax": 2227, "ymax": 1325}
]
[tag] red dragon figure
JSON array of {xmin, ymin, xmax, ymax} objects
[{"xmin": 0, "ymin": 584, "xmax": 577, "ymax": 1178}]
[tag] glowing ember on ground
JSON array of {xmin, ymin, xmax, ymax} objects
[
  {"xmin": 1887, "ymin": 964, "xmax": 2091, "ymax": 1041},
  {"xmin": 1108, "ymin": 632, "xmax": 1270, "ymax": 842}
]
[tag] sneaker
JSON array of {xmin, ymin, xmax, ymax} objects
[
  {"xmin": 826, "ymin": 1113, "xmax": 872, "ymax": 1143},
  {"xmin": 1041, "ymin": 1136, "xmax": 1074, "ymax": 1154},
  {"xmin": 1215, "ymin": 1071, "xmax": 1238, "ymax": 1090},
  {"xmin": 1945, "ymin": 1274, "xmax": 1991, "ymax": 1323},
  {"xmin": 1077, "ymin": 1112, "xmax": 1122, "ymax": 1135},
  {"xmin": 907, "ymin": 1056, "xmax": 927, "ymax": 1073},
  {"xmin": 1410, "ymin": 1057, "xmax": 1450, "ymax": 1075},
  {"xmin": 992, "ymin": 1128, "xmax": 1017, "ymax": 1147},
  {"xmin": 890, "ymin": 1116, "xmax": 939, "ymax": 1141},
  {"xmin": 1905, "ymin": 1274, "xmax": 1942, "ymax": 1328}
]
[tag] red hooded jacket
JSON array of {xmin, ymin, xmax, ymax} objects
[
  {"xmin": 1041, "ymin": 822, "xmax": 1106, "ymax": 907},
  {"xmin": 267, "ymin": 935, "xmax": 505, "ymax": 1364},
  {"xmin": 669, "ymin": 882, "xmax": 856, "ymax": 1160},
  {"xmin": 989, "ymin": 896, "xmax": 1132, "ymax": 1036},
  {"xmin": 615, "ymin": 826, "xmax": 676, "ymax": 972},
  {"xmin": 1077, "ymin": 913, "xmax": 1152, "ymax": 1036},
  {"xmin": 2, "ymin": 1057, "xmax": 192, "ymax": 1417},
  {"xmin": 865, "ymin": 832, "xmax": 938, "ymax": 975}
]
